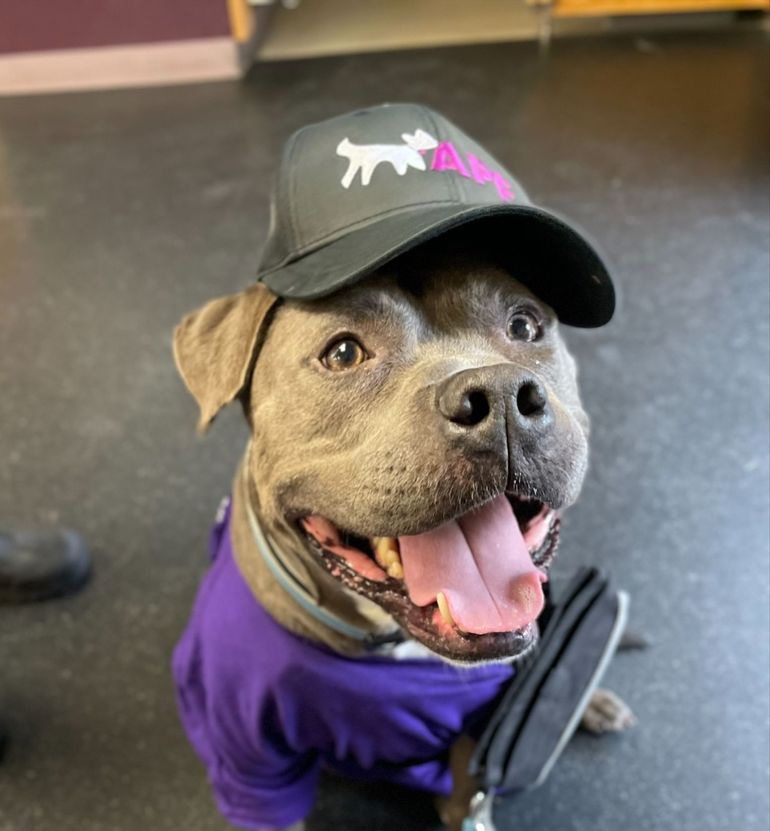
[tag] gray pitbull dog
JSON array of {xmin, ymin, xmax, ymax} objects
[{"xmin": 174, "ymin": 232, "xmax": 633, "ymax": 831}]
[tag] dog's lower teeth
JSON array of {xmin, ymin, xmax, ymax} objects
[{"xmin": 436, "ymin": 592, "xmax": 455, "ymax": 628}]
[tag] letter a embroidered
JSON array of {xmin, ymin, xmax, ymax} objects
[{"xmin": 430, "ymin": 142, "xmax": 470, "ymax": 178}]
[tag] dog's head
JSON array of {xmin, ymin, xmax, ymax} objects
[{"xmin": 174, "ymin": 235, "xmax": 590, "ymax": 663}]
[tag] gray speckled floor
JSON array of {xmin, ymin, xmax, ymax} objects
[{"xmin": 0, "ymin": 27, "xmax": 768, "ymax": 831}]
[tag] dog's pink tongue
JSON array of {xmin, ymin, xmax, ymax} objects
[{"xmin": 399, "ymin": 495, "xmax": 546, "ymax": 635}]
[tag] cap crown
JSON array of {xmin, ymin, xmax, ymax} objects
[{"xmin": 260, "ymin": 103, "xmax": 530, "ymax": 275}]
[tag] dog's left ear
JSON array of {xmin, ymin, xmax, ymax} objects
[{"xmin": 173, "ymin": 283, "xmax": 279, "ymax": 433}]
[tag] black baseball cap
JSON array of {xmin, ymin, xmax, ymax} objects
[{"xmin": 257, "ymin": 103, "xmax": 615, "ymax": 327}]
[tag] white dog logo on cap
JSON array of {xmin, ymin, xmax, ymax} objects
[{"xmin": 336, "ymin": 130, "xmax": 438, "ymax": 188}]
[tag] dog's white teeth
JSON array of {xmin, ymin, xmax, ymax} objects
[
  {"xmin": 372, "ymin": 537, "xmax": 401, "ymax": 572},
  {"xmin": 436, "ymin": 592, "xmax": 455, "ymax": 628}
]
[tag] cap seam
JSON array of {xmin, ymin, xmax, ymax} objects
[
  {"xmin": 419, "ymin": 104, "xmax": 463, "ymax": 204},
  {"xmin": 286, "ymin": 131, "xmax": 304, "ymax": 252}
]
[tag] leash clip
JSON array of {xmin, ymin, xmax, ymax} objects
[{"xmin": 462, "ymin": 790, "xmax": 497, "ymax": 831}]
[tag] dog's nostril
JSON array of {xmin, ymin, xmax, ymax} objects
[
  {"xmin": 452, "ymin": 390, "xmax": 490, "ymax": 426},
  {"xmin": 517, "ymin": 382, "xmax": 548, "ymax": 418}
]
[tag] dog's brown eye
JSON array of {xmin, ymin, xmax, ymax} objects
[
  {"xmin": 507, "ymin": 311, "xmax": 541, "ymax": 343},
  {"xmin": 322, "ymin": 338, "xmax": 367, "ymax": 371}
]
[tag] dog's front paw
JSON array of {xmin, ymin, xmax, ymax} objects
[{"xmin": 580, "ymin": 688, "xmax": 636, "ymax": 735}]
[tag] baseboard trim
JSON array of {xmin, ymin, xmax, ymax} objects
[{"xmin": 0, "ymin": 37, "xmax": 239, "ymax": 97}]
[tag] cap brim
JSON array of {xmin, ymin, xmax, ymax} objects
[{"xmin": 259, "ymin": 203, "xmax": 615, "ymax": 328}]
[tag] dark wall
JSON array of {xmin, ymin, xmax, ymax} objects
[{"xmin": 0, "ymin": 0, "xmax": 230, "ymax": 54}]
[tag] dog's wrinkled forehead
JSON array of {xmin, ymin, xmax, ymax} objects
[{"xmin": 297, "ymin": 255, "xmax": 555, "ymax": 338}]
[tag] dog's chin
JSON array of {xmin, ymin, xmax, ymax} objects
[{"xmin": 297, "ymin": 492, "xmax": 562, "ymax": 664}]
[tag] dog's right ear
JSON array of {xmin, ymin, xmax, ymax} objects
[{"xmin": 173, "ymin": 283, "xmax": 279, "ymax": 433}]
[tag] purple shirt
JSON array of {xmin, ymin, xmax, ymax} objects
[{"xmin": 172, "ymin": 501, "xmax": 514, "ymax": 830}]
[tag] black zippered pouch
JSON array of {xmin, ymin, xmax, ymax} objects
[{"xmin": 468, "ymin": 567, "xmax": 628, "ymax": 794}]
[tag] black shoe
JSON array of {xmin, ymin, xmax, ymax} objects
[{"xmin": 0, "ymin": 528, "xmax": 91, "ymax": 604}]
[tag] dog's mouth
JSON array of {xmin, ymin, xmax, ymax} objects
[{"xmin": 299, "ymin": 493, "xmax": 560, "ymax": 662}]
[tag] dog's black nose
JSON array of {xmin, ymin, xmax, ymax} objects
[
  {"xmin": 439, "ymin": 386, "xmax": 491, "ymax": 427},
  {"xmin": 516, "ymin": 381, "xmax": 548, "ymax": 418},
  {"xmin": 437, "ymin": 365, "xmax": 552, "ymax": 432}
]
